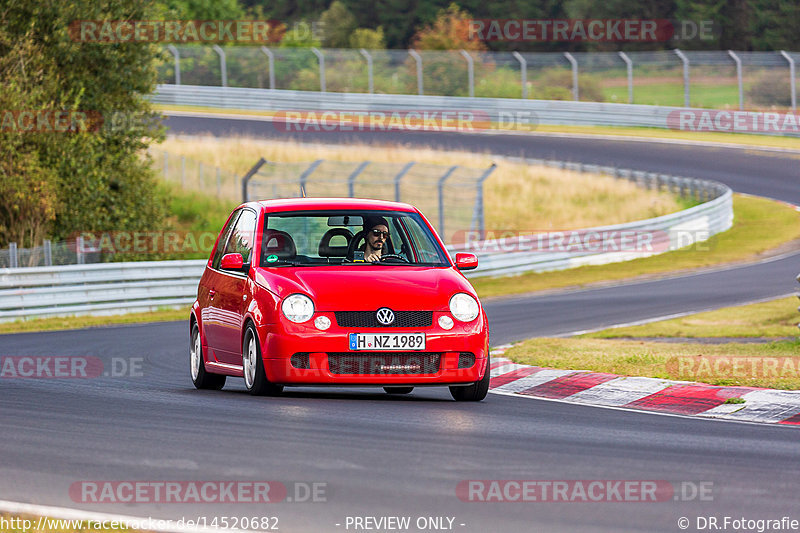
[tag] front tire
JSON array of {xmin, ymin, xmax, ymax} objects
[
  {"xmin": 190, "ymin": 323, "xmax": 226, "ymax": 390},
  {"xmin": 449, "ymin": 357, "xmax": 490, "ymax": 402},
  {"xmin": 243, "ymin": 324, "xmax": 283, "ymax": 396}
]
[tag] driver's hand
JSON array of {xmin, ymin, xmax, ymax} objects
[{"xmin": 365, "ymin": 252, "xmax": 381, "ymax": 262}]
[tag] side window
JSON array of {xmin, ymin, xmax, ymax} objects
[
  {"xmin": 223, "ymin": 209, "xmax": 258, "ymax": 264},
  {"xmin": 211, "ymin": 210, "xmax": 241, "ymax": 269}
]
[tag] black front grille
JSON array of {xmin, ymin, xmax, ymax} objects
[
  {"xmin": 327, "ymin": 353, "xmax": 441, "ymax": 375},
  {"xmin": 458, "ymin": 352, "xmax": 476, "ymax": 369},
  {"xmin": 334, "ymin": 311, "xmax": 432, "ymax": 328},
  {"xmin": 290, "ymin": 353, "xmax": 310, "ymax": 369}
]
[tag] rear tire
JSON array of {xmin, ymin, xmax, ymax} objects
[
  {"xmin": 243, "ymin": 324, "xmax": 283, "ymax": 396},
  {"xmin": 190, "ymin": 323, "xmax": 226, "ymax": 390},
  {"xmin": 449, "ymin": 357, "xmax": 490, "ymax": 402},
  {"xmin": 383, "ymin": 387, "xmax": 414, "ymax": 395}
]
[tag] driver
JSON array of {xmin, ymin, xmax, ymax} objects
[{"xmin": 361, "ymin": 216, "xmax": 390, "ymax": 263}]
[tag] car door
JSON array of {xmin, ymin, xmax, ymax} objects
[
  {"xmin": 211, "ymin": 208, "xmax": 258, "ymax": 364},
  {"xmin": 201, "ymin": 209, "xmax": 241, "ymax": 363}
]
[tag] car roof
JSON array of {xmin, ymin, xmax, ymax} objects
[{"xmin": 251, "ymin": 197, "xmax": 419, "ymax": 213}]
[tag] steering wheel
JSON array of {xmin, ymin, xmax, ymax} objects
[{"xmin": 378, "ymin": 253, "xmax": 409, "ymax": 263}]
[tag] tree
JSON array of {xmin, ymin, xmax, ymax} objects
[
  {"xmin": 410, "ymin": 3, "xmax": 486, "ymax": 51},
  {"xmin": 0, "ymin": 0, "xmax": 168, "ymax": 248},
  {"xmin": 319, "ymin": 1, "xmax": 357, "ymax": 48}
]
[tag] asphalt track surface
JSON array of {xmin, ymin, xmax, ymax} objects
[{"xmin": 1, "ymin": 117, "xmax": 799, "ymax": 532}]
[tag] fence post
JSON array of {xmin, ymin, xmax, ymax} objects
[
  {"xmin": 180, "ymin": 156, "xmax": 186, "ymax": 188},
  {"xmin": 359, "ymin": 48, "xmax": 374, "ymax": 94},
  {"xmin": 409, "ymin": 50, "xmax": 423, "ymax": 95},
  {"xmin": 674, "ymin": 49, "xmax": 690, "ymax": 107},
  {"xmin": 9, "ymin": 242, "xmax": 18, "ymax": 268},
  {"xmin": 212, "ymin": 44, "xmax": 227, "ymax": 87},
  {"xmin": 76, "ymin": 237, "xmax": 84, "ymax": 265},
  {"xmin": 780, "ymin": 51, "xmax": 797, "ymax": 112},
  {"xmin": 618, "ymin": 51, "xmax": 633, "ymax": 104},
  {"xmin": 163, "ymin": 151, "xmax": 168, "ymax": 179},
  {"xmin": 347, "ymin": 161, "xmax": 370, "ymax": 197},
  {"xmin": 512, "ymin": 51, "xmax": 527, "ymax": 99},
  {"xmin": 167, "ymin": 45, "xmax": 181, "ymax": 85},
  {"xmin": 260, "ymin": 46, "xmax": 276, "ymax": 90},
  {"xmin": 475, "ymin": 163, "xmax": 497, "ymax": 240},
  {"xmin": 437, "ymin": 166, "xmax": 459, "ymax": 238},
  {"xmin": 459, "ymin": 50, "xmax": 474, "ymax": 98},
  {"xmin": 311, "ymin": 47, "xmax": 326, "ymax": 92},
  {"xmin": 216, "ymin": 167, "xmax": 222, "ymax": 197},
  {"xmin": 564, "ymin": 52, "xmax": 578, "ymax": 101},
  {"xmin": 727, "ymin": 50, "xmax": 743, "ymax": 110},
  {"xmin": 242, "ymin": 158, "xmax": 268, "ymax": 202},
  {"xmin": 298, "ymin": 159, "xmax": 324, "ymax": 198},
  {"xmin": 44, "ymin": 239, "xmax": 52, "ymax": 266},
  {"xmin": 393, "ymin": 161, "xmax": 415, "ymax": 202}
]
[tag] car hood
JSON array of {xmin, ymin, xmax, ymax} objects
[{"xmin": 254, "ymin": 266, "xmax": 475, "ymax": 311}]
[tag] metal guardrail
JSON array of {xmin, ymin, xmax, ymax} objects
[
  {"xmin": 152, "ymin": 85, "xmax": 800, "ymax": 136},
  {"xmin": 456, "ymin": 158, "xmax": 732, "ymax": 278},
  {"xmin": 0, "ymin": 260, "xmax": 204, "ymax": 320},
  {"xmin": 0, "ymin": 160, "xmax": 733, "ymax": 321}
]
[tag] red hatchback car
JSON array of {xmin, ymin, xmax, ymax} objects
[{"xmin": 189, "ymin": 198, "xmax": 490, "ymax": 401}]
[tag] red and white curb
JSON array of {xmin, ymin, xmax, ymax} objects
[{"xmin": 489, "ymin": 345, "xmax": 800, "ymax": 426}]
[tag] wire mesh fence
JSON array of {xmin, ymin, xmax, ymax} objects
[
  {"xmin": 150, "ymin": 148, "xmax": 241, "ymax": 201},
  {"xmin": 244, "ymin": 159, "xmax": 496, "ymax": 242},
  {"xmin": 157, "ymin": 46, "xmax": 799, "ymax": 110}
]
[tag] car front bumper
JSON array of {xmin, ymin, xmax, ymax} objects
[{"xmin": 257, "ymin": 312, "xmax": 488, "ymax": 385}]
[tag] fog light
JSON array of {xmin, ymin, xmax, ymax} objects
[
  {"xmin": 438, "ymin": 315, "xmax": 454, "ymax": 330},
  {"xmin": 314, "ymin": 315, "xmax": 331, "ymax": 330}
]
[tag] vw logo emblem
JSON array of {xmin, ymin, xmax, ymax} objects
[{"xmin": 376, "ymin": 308, "xmax": 395, "ymax": 326}]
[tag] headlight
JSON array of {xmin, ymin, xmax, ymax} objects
[
  {"xmin": 449, "ymin": 293, "xmax": 479, "ymax": 322},
  {"xmin": 282, "ymin": 294, "xmax": 314, "ymax": 323}
]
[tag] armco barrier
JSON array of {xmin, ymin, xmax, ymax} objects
[
  {"xmin": 152, "ymin": 84, "xmax": 800, "ymax": 136},
  {"xmin": 0, "ymin": 260, "xmax": 205, "ymax": 320},
  {"xmin": 0, "ymin": 167, "xmax": 732, "ymax": 321},
  {"xmin": 455, "ymin": 157, "xmax": 732, "ymax": 278}
]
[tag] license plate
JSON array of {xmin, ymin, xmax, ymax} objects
[{"xmin": 349, "ymin": 333, "xmax": 425, "ymax": 351}]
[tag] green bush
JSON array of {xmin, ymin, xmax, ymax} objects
[
  {"xmin": 533, "ymin": 69, "xmax": 605, "ymax": 102},
  {"xmin": 747, "ymin": 70, "xmax": 793, "ymax": 107}
]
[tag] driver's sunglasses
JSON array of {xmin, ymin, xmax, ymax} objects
[{"xmin": 370, "ymin": 229, "xmax": 390, "ymax": 239}]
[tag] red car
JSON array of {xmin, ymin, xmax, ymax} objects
[{"xmin": 189, "ymin": 198, "xmax": 490, "ymax": 401}]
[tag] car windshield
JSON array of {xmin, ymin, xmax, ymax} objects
[{"xmin": 259, "ymin": 210, "xmax": 450, "ymax": 267}]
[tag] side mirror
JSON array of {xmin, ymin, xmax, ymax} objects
[
  {"xmin": 220, "ymin": 253, "xmax": 247, "ymax": 272},
  {"xmin": 455, "ymin": 253, "xmax": 478, "ymax": 271}
]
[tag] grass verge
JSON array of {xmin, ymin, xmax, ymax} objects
[
  {"xmin": 504, "ymin": 337, "xmax": 800, "ymax": 389},
  {"xmin": 157, "ymin": 136, "xmax": 682, "ymax": 232},
  {"xmin": 472, "ymin": 194, "xmax": 800, "ymax": 299},
  {"xmin": 154, "ymin": 104, "xmax": 800, "ymax": 152},
  {"xmin": 582, "ymin": 297, "xmax": 800, "ymax": 339}
]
